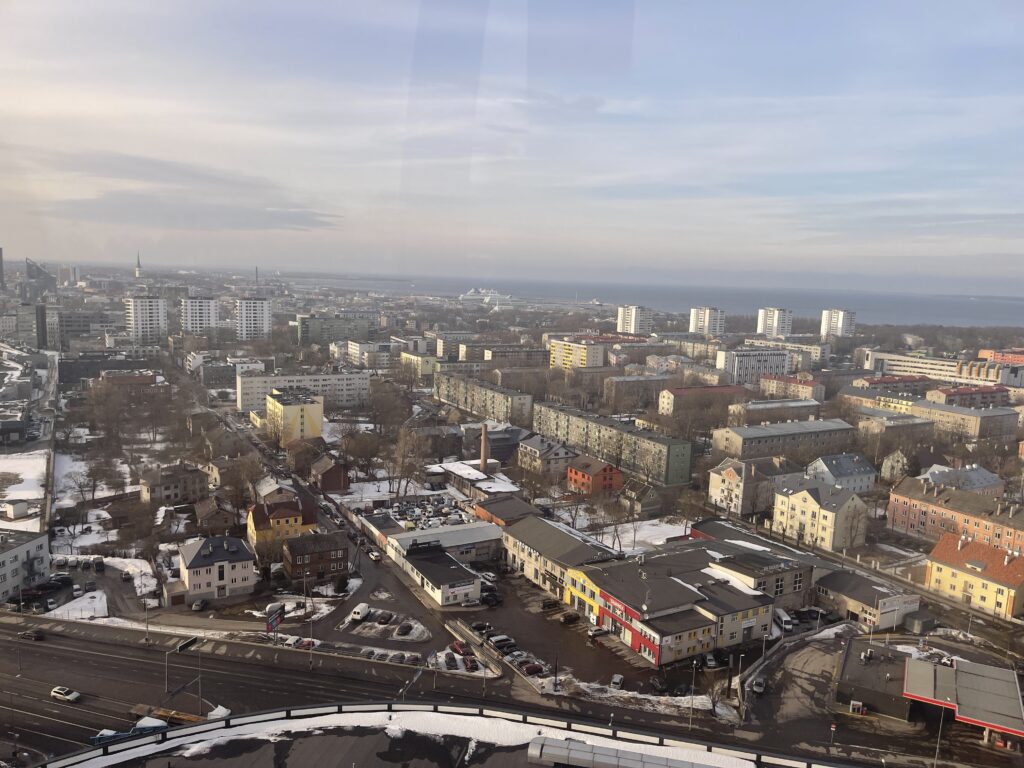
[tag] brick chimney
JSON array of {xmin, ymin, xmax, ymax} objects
[{"xmin": 479, "ymin": 422, "xmax": 489, "ymax": 473}]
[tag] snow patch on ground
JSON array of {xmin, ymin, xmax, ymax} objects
[
  {"xmin": 48, "ymin": 590, "xmax": 108, "ymax": 620},
  {"xmin": 104, "ymin": 557, "xmax": 158, "ymax": 596},
  {"xmin": 593, "ymin": 516, "xmax": 692, "ymax": 551},
  {"xmin": 0, "ymin": 449, "xmax": 49, "ymax": 501},
  {"xmin": 560, "ymin": 678, "xmax": 740, "ymax": 724}
]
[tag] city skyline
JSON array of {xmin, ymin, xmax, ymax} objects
[{"xmin": 2, "ymin": 2, "xmax": 1024, "ymax": 292}]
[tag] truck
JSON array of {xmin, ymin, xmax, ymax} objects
[{"xmin": 129, "ymin": 703, "xmax": 205, "ymax": 725}]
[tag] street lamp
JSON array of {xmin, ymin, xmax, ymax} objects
[
  {"xmin": 933, "ymin": 699, "xmax": 950, "ymax": 768},
  {"xmin": 689, "ymin": 659, "xmax": 697, "ymax": 730},
  {"xmin": 762, "ymin": 633, "xmax": 769, "ymax": 658}
]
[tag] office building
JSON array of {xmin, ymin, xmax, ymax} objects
[
  {"xmin": 124, "ymin": 296, "xmax": 168, "ymax": 345},
  {"xmin": 820, "ymin": 309, "xmax": 856, "ymax": 340},
  {"xmin": 689, "ymin": 307, "xmax": 726, "ymax": 337},
  {"xmin": 180, "ymin": 297, "xmax": 218, "ymax": 334},
  {"xmin": 616, "ymin": 305, "xmax": 654, "ymax": 335},
  {"xmin": 716, "ymin": 348, "xmax": 791, "ymax": 385},
  {"xmin": 756, "ymin": 307, "xmax": 793, "ymax": 338},
  {"xmin": 235, "ymin": 298, "xmax": 271, "ymax": 341}
]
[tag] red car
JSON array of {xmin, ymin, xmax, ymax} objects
[{"xmin": 449, "ymin": 640, "xmax": 474, "ymax": 656}]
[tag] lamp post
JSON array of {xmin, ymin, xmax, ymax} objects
[
  {"xmin": 933, "ymin": 701, "xmax": 949, "ymax": 768},
  {"xmin": 762, "ymin": 633, "xmax": 769, "ymax": 659},
  {"xmin": 689, "ymin": 659, "xmax": 697, "ymax": 730}
]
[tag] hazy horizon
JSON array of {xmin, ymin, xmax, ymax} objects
[{"xmin": 3, "ymin": 2, "xmax": 1024, "ymax": 293}]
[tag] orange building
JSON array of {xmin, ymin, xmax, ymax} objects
[
  {"xmin": 567, "ymin": 455, "xmax": 623, "ymax": 497},
  {"xmin": 979, "ymin": 348, "xmax": 1024, "ymax": 365}
]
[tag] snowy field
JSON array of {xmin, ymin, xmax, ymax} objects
[
  {"xmin": 80, "ymin": 710, "xmax": 753, "ymax": 767},
  {"xmin": 0, "ymin": 449, "xmax": 49, "ymax": 501},
  {"xmin": 52, "ymin": 453, "xmax": 138, "ymax": 508},
  {"xmin": 47, "ymin": 590, "xmax": 108, "ymax": 620},
  {"xmin": 593, "ymin": 516, "xmax": 693, "ymax": 552}
]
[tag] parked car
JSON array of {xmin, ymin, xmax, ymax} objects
[
  {"xmin": 479, "ymin": 571, "xmax": 497, "ymax": 583},
  {"xmin": 481, "ymin": 593, "xmax": 502, "ymax": 607},
  {"xmin": 461, "ymin": 598, "xmax": 481, "ymax": 608},
  {"xmin": 84, "ymin": 581, "xmax": 96, "ymax": 593},
  {"xmin": 480, "ymin": 583, "xmax": 497, "ymax": 594},
  {"xmin": 750, "ymin": 677, "xmax": 767, "ymax": 695},
  {"xmin": 396, "ymin": 622, "xmax": 413, "ymax": 637},
  {"xmin": 50, "ymin": 686, "xmax": 81, "ymax": 703},
  {"xmin": 80, "ymin": 559, "xmax": 92, "ymax": 571},
  {"xmin": 362, "ymin": 648, "xmax": 376, "ymax": 659},
  {"xmin": 449, "ymin": 641, "xmax": 473, "ymax": 656},
  {"xmin": 367, "ymin": 550, "xmax": 382, "ymax": 562},
  {"xmin": 609, "ymin": 674, "xmax": 624, "ymax": 690},
  {"xmin": 19, "ymin": 629, "xmax": 44, "ymax": 641},
  {"xmin": 45, "ymin": 598, "xmax": 58, "ymax": 611},
  {"xmin": 587, "ymin": 626, "xmax": 609, "ymax": 638},
  {"xmin": 560, "ymin": 612, "xmax": 580, "ymax": 625},
  {"xmin": 406, "ymin": 654, "xmax": 421, "ymax": 665},
  {"xmin": 389, "ymin": 652, "xmax": 406, "ymax": 664},
  {"xmin": 51, "ymin": 556, "xmax": 67, "ymax": 567},
  {"xmin": 649, "ymin": 676, "xmax": 669, "ymax": 694},
  {"xmin": 503, "ymin": 650, "xmax": 528, "ymax": 663},
  {"xmin": 703, "ymin": 653, "xmax": 719, "ymax": 669},
  {"xmin": 470, "ymin": 621, "xmax": 492, "ymax": 633},
  {"xmin": 464, "ymin": 658, "xmax": 479, "ymax": 672},
  {"xmin": 72, "ymin": 585, "xmax": 83, "ymax": 598},
  {"xmin": 67, "ymin": 557, "xmax": 79, "ymax": 569},
  {"xmin": 191, "ymin": 599, "xmax": 208, "ymax": 611},
  {"xmin": 521, "ymin": 663, "xmax": 544, "ymax": 676},
  {"xmin": 489, "ymin": 635, "xmax": 515, "ymax": 649},
  {"xmin": 295, "ymin": 639, "xmax": 315, "ymax": 650},
  {"xmin": 376, "ymin": 611, "xmax": 394, "ymax": 625},
  {"xmin": 540, "ymin": 598, "xmax": 560, "ymax": 610},
  {"xmin": 121, "ymin": 571, "xmax": 134, "ymax": 582},
  {"xmin": 93, "ymin": 558, "xmax": 104, "ymax": 572}
]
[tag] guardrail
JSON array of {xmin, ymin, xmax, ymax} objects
[{"xmin": 42, "ymin": 699, "xmax": 866, "ymax": 768}]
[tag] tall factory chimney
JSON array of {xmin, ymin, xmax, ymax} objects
[
  {"xmin": 479, "ymin": 423, "xmax": 489, "ymax": 473},
  {"xmin": 0, "ymin": 246, "xmax": 5, "ymax": 290}
]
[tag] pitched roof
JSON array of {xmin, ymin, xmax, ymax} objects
[
  {"xmin": 917, "ymin": 464, "xmax": 1002, "ymax": 492},
  {"xmin": 248, "ymin": 500, "xmax": 316, "ymax": 530},
  {"xmin": 776, "ymin": 478, "xmax": 861, "ymax": 511},
  {"xmin": 475, "ymin": 494, "xmax": 538, "ymax": 524},
  {"xmin": 569, "ymin": 455, "xmax": 615, "ymax": 476},
  {"xmin": 311, "ymin": 454, "xmax": 342, "ymax": 475},
  {"xmin": 892, "ymin": 477, "xmax": 1002, "ymax": 518},
  {"xmin": 815, "ymin": 570, "xmax": 904, "ymax": 605},
  {"xmin": 180, "ymin": 536, "xmax": 254, "ymax": 569},
  {"xmin": 809, "ymin": 452, "xmax": 876, "ymax": 480},
  {"xmin": 283, "ymin": 531, "xmax": 348, "ymax": 557},
  {"xmin": 504, "ymin": 516, "xmax": 616, "ymax": 567},
  {"xmin": 928, "ymin": 532, "xmax": 1024, "ymax": 589},
  {"xmin": 195, "ymin": 496, "xmax": 233, "ymax": 522}
]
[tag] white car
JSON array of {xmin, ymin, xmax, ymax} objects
[
  {"xmin": 367, "ymin": 550, "xmax": 382, "ymax": 562},
  {"xmin": 479, "ymin": 571, "xmax": 497, "ymax": 583},
  {"xmin": 72, "ymin": 585, "xmax": 84, "ymax": 598},
  {"xmin": 51, "ymin": 686, "xmax": 81, "ymax": 703}
]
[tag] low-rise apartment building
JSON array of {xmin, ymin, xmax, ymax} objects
[
  {"xmin": 925, "ymin": 533, "xmax": 1024, "ymax": 619},
  {"xmin": 707, "ymin": 456, "xmax": 803, "ymax": 518},
  {"xmin": 715, "ymin": 349, "xmax": 791, "ymax": 386},
  {"xmin": 246, "ymin": 499, "xmax": 318, "ymax": 557},
  {"xmin": 533, "ymin": 402, "xmax": 692, "ymax": 486},
  {"xmin": 602, "ymin": 374, "xmax": 673, "ymax": 411},
  {"xmin": 433, "ymin": 374, "xmax": 533, "ymax": 426},
  {"xmin": 728, "ymin": 398, "xmax": 820, "ymax": 426},
  {"xmin": 0, "ymin": 529, "xmax": 49, "ymax": 602},
  {"xmin": 658, "ymin": 385, "xmax": 747, "ymax": 417},
  {"xmin": 916, "ymin": 464, "xmax": 1004, "ymax": 497},
  {"xmin": 772, "ymin": 479, "xmax": 868, "ymax": 552},
  {"xmin": 887, "ymin": 477, "xmax": 1024, "ymax": 548},
  {"xmin": 283, "ymin": 531, "xmax": 349, "ymax": 585},
  {"xmin": 758, "ymin": 373, "xmax": 826, "ymax": 401},
  {"xmin": 851, "ymin": 375, "xmax": 934, "ymax": 395},
  {"xmin": 482, "ymin": 346, "xmax": 548, "ymax": 367},
  {"xmin": 548, "ymin": 338, "xmax": 608, "ymax": 370},
  {"xmin": 744, "ymin": 338, "xmax": 831, "ymax": 365},
  {"xmin": 925, "ymin": 385, "xmax": 1011, "ymax": 408},
  {"xmin": 236, "ymin": 369, "xmax": 371, "ymax": 413},
  {"xmin": 908, "ymin": 401, "xmax": 1019, "ymax": 444},
  {"xmin": 567, "ymin": 455, "xmax": 623, "ymax": 496},
  {"xmin": 712, "ymin": 419, "xmax": 855, "ymax": 460},
  {"xmin": 264, "ymin": 387, "xmax": 323, "ymax": 446}
]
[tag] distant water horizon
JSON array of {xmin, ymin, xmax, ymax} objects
[{"xmin": 288, "ymin": 273, "xmax": 1024, "ymax": 329}]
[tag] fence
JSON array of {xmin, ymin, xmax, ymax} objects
[{"xmin": 41, "ymin": 699, "xmax": 864, "ymax": 768}]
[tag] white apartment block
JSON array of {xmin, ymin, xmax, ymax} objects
[
  {"xmin": 715, "ymin": 348, "xmax": 791, "ymax": 385},
  {"xmin": 0, "ymin": 529, "xmax": 50, "ymax": 602},
  {"xmin": 235, "ymin": 298, "xmax": 271, "ymax": 341},
  {"xmin": 180, "ymin": 297, "xmax": 218, "ymax": 334},
  {"xmin": 820, "ymin": 309, "xmax": 856, "ymax": 341},
  {"xmin": 862, "ymin": 351, "xmax": 1024, "ymax": 387},
  {"xmin": 616, "ymin": 305, "xmax": 654, "ymax": 335},
  {"xmin": 236, "ymin": 369, "xmax": 371, "ymax": 412},
  {"xmin": 124, "ymin": 296, "xmax": 168, "ymax": 345},
  {"xmin": 744, "ymin": 337, "xmax": 831, "ymax": 364},
  {"xmin": 756, "ymin": 307, "xmax": 793, "ymax": 338},
  {"xmin": 689, "ymin": 307, "xmax": 726, "ymax": 337}
]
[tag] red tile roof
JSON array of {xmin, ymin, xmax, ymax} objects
[{"xmin": 928, "ymin": 532, "xmax": 1024, "ymax": 589}]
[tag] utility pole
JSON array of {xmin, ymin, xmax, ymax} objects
[{"xmin": 689, "ymin": 660, "xmax": 697, "ymax": 730}]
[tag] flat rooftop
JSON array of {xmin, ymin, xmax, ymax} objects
[{"xmin": 904, "ymin": 657, "xmax": 1024, "ymax": 737}]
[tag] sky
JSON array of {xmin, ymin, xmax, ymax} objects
[{"xmin": 1, "ymin": 1, "xmax": 1024, "ymax": 293}]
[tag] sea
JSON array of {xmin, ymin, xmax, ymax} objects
[{"xmin": 286, "ymin": 274, "xmax": 1023, "ymax": 328}]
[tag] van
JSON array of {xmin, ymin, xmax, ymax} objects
[
  {"xmin": 349, "ymin": 603, "xmax": 371, "ymax": 622},
  {"xmin": 774, "ymin": 608, "xmax": 794, "ymax": 633}
]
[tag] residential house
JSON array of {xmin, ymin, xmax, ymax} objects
[
  {"xmin": 282, "ymin": 531, "xmax": 349, "ymax": 585},
  {"xmin": 200, "ymin": 457, "xmax": 233, "ymax": 490},
  {"xmin": 174, "ymin": 536, "xmax": 257, "ymax": 604},
  {"xmin": 502, "ymin": 516, "xmax": 616, "ymax": 597},
  {"xmin": 516, "ymin": 434, "xmax": 578, "ymax": 479},
  {"xmin": 924, "ymin": 533, "xmax": 1024, "ymax": 619},
  {"xmin": 618, "ymin": 478, "xmax": 662, "ymax": 520},
  {"xmin": 309, "ymin": 454, "xmax": 350, "ymax": 493},
  {"xmin": 285, "ymin": 436, "xmax": 328, "ymax": 476},
  {"xmin": 707, "ymin": 456, "xmax": 803, "ymax": 518},
  {"xmin": 805, "ymin": 453, "xmax": 877, "ymax": 494},
  {"xmin": 140, "ymin": 462, "xmax": 209, "ymax": 506},
  {"xmin": 194, "ymin": 495, "xmax": 238, "ymax": 533},
  {"xmin": 772, "ymin": 479, "xmax": 868, "ymax": 552},
  {"xmin": 567, "ymin": 455, "xmax": 623, "ymax": 497},
  {"xmin": 246, "ymin": 499, "xmax": 318, "ymax": 557}
]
